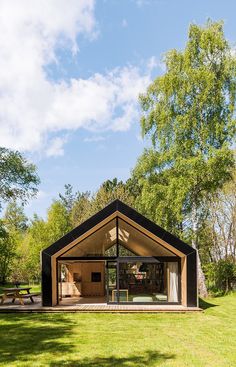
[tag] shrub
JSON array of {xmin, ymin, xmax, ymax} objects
[{"xmin": 204, "ymin": 260, "xmax": 236, "ymax": 295}]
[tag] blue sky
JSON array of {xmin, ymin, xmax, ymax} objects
[{"xmin": 0, "ymin": 0, "xmax": 236, "ymax": 218}]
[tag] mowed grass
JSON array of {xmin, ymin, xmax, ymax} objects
[{"xmin": 0, "ymin": 293, "xmax": 235, "ymax": 367}]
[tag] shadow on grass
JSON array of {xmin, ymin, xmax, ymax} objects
[
  {"xmin": 49, "ymin": 350, "xmax": 175, "ymax": 367},
  {"xmin": 199, "ymin": 298, "xmax": 218, "ymax": 310},
  {"xmin": 0, "ymin": 313, "xmax": 176, "ymax": 367},
  {"xmin": 0, "ymin": 313, "xmax": 75, "ymax": 365}
]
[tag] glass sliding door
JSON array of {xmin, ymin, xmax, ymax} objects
[
  {"xmin": 106, "ymin": 259, "xmax": 180, "ymax": 304},
  {"xmin": 106, "ymin": 261, "xmax": 117, "ymax": 302}
]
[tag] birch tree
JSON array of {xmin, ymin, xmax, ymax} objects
[
  {"xmin": 134, "ymin": 21, "xmax": 236, "ymax": 297},
  {"xmin": 208, "ymin": 174, "xmax": 236, "ymax": 262}
]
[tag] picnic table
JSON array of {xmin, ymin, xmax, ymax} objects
[{"xmin": 0, "ymin": 287, "xmax": 40, "ymax": 305}]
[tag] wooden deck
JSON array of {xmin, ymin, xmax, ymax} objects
[{"xmin": 0, "ymin": 296, "xmax": 202, "ymax": 313}]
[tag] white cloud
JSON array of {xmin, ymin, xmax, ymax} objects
[
  {"xmin": 147, "ymin": 55, "xmax": 166, "ymax": 72},
  {"xmin": 147, "ymin": 56, "xmax": 158, "ymax": 70},
  {"xmin": 0, "ymin": 0, "xmax": 153, "ymax": 156},
  {"xmin": 46, "ymin": 137, "xmax": 66, "ymax": 157}
]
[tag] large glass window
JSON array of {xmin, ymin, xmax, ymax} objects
[
  {"xmin": 61, "ymin": 217, "xmax": 178, "ymax": 259},
  {"xmin": 63, "ymin": 219, "xmax": 117, "ymax": 257},
  {"xmin": 118, "ymin": 219, "xmax": 176, "ymax": 257},
  {"xmin": 117, "ymin": 260, "xmax": 179, "ymax": 303}
]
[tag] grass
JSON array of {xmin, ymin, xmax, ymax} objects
[{"xmin": 0, "ymin": 293, "xmax": 235, "ymax": 367}]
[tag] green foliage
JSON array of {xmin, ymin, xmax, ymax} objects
[
  {"xmin": 59, "ymin": 184, "xmax": 78, "ymax": 214},
  {"xmin": 133, "ymin": 20, "xmax": 236, "ymax": 297},
  {"xmin": 0, "ymin": 147, "xmax": 39, "ymax": 207},
  {"xmin": 0, "ymin": 147, "xmax": 39, "ymax": 283},
  {"xmin": 204, "ymin": 260, "xmax": 236, "ymax": 294},
  {"xmin": 47, "ymin": 200, "xmax": 72, "ymax": 243},
  {"xmin": 1, "ymin": 198, "xmax": 75, "ymax": 283},
  {"xmin": 0, "ymin": 221, "xmax": 16, "ymax": 283},
  {"xmin": 10, "ymin": 200, "xmax": 74, "ymax": 283},
  {"xmin": 0, "ymin": 202, "xmax": 29, "ymax": 283},
  {"xmin": 70, "ymin": 191, "xmax": 92, "ymax": 227},
  {"xmin": 4, "ymin": 200, "xmax": 28, "ymax": 232},
  {"xmin": 20, "ymin": 216, "xmax": 48, "ymax": 281},
  {"xmin": 140, "ymin": 21, "xmax": 236, "ymax": 154},
  {"xmin": 70, "ymin": 178, "xmax": 136, "ymax": 227},
  {"xmin": 92, "ymin": 178, "xmax": 135, "ymax": 213},
  {"xmin": 133, "ymin": 149, "xmax": 186, "ymax": 237},
  {"xmin": 59, "ymin": 184, "xmax": 93, "ymax": 228},
  {"xmin": 134, "ymin": 20, "xmax": 236, "ymax": 242}
]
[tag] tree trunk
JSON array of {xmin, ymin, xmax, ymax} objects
[
  {"xmin": 196, "ymin": 249, "xmax": 208, "ymax": 298},
  {"xmin": 191, "ymin": 201, "xmax": 208, "ymax": 298}
]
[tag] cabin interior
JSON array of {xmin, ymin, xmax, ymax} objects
[{"xmin": 57, "ymin": 217, "xmax": 181, "ymax": 305}]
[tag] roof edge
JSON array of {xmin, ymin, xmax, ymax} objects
[{"xmin": 42, "ymin": 199, "xmax": 195, "ymax": 257}]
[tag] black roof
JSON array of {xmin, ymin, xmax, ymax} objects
[{"xmin": 42, "ymin": 199, "xmax": 195, "ymax": 257}]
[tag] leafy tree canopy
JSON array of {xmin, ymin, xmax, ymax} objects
[
  {"xmin": 134, "ymin": 20, "xmax": 236, "ymax": 235},
  {"xmin": 0, "ymin": 147, "xmax": 40, "ymax": 208},
  {"xmin": 140, "ymin": 20, "xmax": 235, "ymax": 155},
  {"xmin": 47, "ymin": 200, "xmax": 72, "ymax": 244},
  {"xmin": 3, "ymin": 201, "xmax": 28, "ymax": 232}
]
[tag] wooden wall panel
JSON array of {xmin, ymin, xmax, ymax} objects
[{"xmin": 81, "ymin": 262, "xmax": 105, "ymax": 296}]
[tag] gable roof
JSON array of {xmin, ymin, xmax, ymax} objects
[{"xmin": 42, "ymin": 199, "xmax": 195, "ymax": 257}]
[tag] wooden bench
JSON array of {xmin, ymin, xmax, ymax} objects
[
  {"xmin": 19, "ymin": 293, "xmax": 41, "ymax": 303},
  {"xmin": 1, "ymin": 288, "xmax": 41, "ymax": 305},
  {"xmin": 0, "ymin": 293, "xmax": 16, "ymax": 303},
  {"xmin": 0, "ymin": 293, "xmax": 17, "ymax": 304},
  {"xmin": 0, "ymin": 293, "xmax": 15, "ymax": 297}
]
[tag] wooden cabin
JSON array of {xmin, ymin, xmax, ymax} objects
[{"xmin": 42, "ymin": 200, "xmax": 197, "ymax": 307}]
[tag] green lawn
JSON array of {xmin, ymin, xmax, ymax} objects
[{"xmin": 0, "ymin": 293, "xmax": 235, "ymax": 367}]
